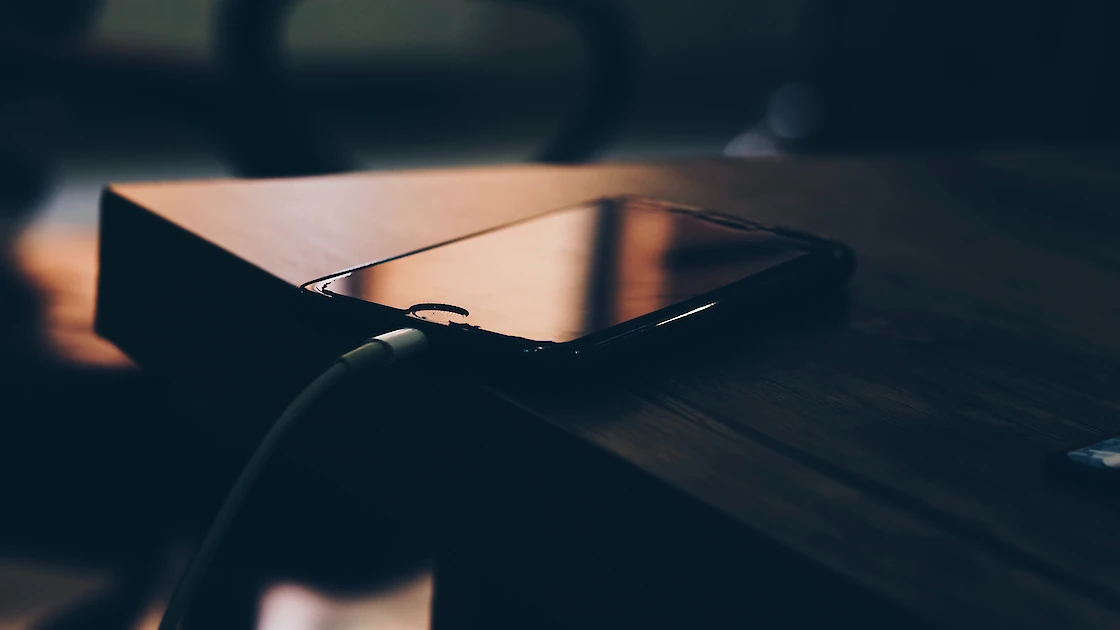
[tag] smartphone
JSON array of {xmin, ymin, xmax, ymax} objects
[{"xmin": 299, "ymin": 196, "xmax": 855, "ymax": 364}]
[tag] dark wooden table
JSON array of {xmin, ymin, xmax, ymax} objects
[{"xmin": 96, "ymin": 150, "xmax": 1120, "ymax": 629}]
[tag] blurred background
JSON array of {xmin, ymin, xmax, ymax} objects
[{"xmin": 1, "ymin": 0, "xmax": 1117, "ymax": 628}]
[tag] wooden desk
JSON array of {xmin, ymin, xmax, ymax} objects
[{"xmin": 96, "ymin": 151, "xmax": 1120, "ymax": 629}]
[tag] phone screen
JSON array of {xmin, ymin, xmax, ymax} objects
[{"xmin": 315, "ymin": 198, "xmax": 821, "ymax": 344}]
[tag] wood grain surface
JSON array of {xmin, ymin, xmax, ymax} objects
[{"xmin": 97, "ymin": 150, "xmax": 1120, "ymax": 629}]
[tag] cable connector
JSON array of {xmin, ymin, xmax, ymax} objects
[{"xmin": 339, "ymin": 328, "xmax": 428, "ymax": 371}]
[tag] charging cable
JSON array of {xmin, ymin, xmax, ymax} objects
[{"xmin": 157, "ymin": 328, "xmax": 429, "ymax": 630}]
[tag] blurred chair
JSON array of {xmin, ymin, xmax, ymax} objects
[
  {"xmin": 212, "ymin": 0, "xmax": 635, "ymax": 174},
  {"xmin": 2, "ymin": 0, "xmax": 635, "ymax": 178}
]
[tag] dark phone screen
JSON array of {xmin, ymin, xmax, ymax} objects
[{"xmin": 316, "ymin": 198, "xmax": 817, "ymax": 344}]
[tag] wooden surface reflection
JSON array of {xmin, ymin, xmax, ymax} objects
[{"xmin": 13, "ymin": 226, "xmax": 131, "ymax": 368}]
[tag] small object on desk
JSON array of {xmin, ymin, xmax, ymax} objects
[{"xmin": 1050, "ymin": 435, "xmax": 1120, "ymax": 487}]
